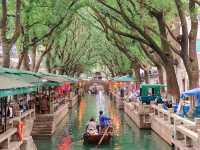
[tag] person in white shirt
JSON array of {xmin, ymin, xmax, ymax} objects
[{"xmin": 86, "ymin": 117, "xmax": 98, "ymax": 135}]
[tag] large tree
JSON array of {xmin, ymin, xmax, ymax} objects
[{"xmin": 1, "ymin": 0, "xmax": 21, "ymax": 67}]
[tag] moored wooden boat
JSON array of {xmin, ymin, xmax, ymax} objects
[{"xmin": 83, "ymin": 127, "xmax": 113, "ymax": 144}]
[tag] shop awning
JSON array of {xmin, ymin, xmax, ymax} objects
[{"xmin": 0, "ymin": 76, "xmax": 37, "ymax": 97}]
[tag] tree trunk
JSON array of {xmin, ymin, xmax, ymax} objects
[
  {"xmin": 34, "ymin": 54, "xmax": 44, "ymax": 72},
  {"xmin": 156, "ymin": 64, "xmax": 164, "ymax": 84},
  {"xmin": 133, "ymin": 63, "xmax": 142, "ymax": 82},
  {"xmin": 2, "ymin": 43, "xmax": 11, "ymax": 68},
  {"xmin": 30, "ymin": 44, "xmax": 37, "ymax": 71},
  {"xmin": 164, "ymin": 63, "xmax": 180, "ymax": 100},
  {"xmin": 186, "ymin": 62, "xmax": 199, "ymax": 89},
  {"xmin": 46, "ymin": 53, "xmax": 52, "ymax": 73},
  {"xmin": 144, "ymin": 69, "xmax": 149, "ymax": 83},
  {"xmin": 16, "ymin": 52, "xmax": 24, "ymax": 69},
  {"xmin": 22, "ymin": 50, "xmax": 30, "ymax": 70},
  {"xmin": 34, "ymin": 41, "xmax": 54, "ymax": 72},
  {"xmin": 187, "ymin": 0, "xmax": 199, "ymax": 89}
]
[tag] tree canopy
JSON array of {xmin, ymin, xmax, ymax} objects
[{"xmin": 0, "ymin": 0, "xmax": 200, "ymax": 97}]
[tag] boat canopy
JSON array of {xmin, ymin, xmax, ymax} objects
[
  {"xmin": 180, "ymin": 88, "xmax": 200, "ymax": 106},
  {"xmin": 140, "ymin": 84, "xmax": 166, "ymax": 97},
  {"xmin": 112, "ymin": 75, "xmax": 135, "ymax": 82},
  {"xmin": 140, "ymin": 84, "xmax": 166, "ymax": 88}
]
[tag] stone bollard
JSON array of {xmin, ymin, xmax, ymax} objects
[
  {"xmin": 164, "ymin": 113, "xmax": 168, "ymax": 121},
  {"xmin": 158, "ymin": 104, "xmax": 163, "ymax": 118},
  {"xmin": 197, "ymin": 129, "xmax": 200, "ymax": 147},
  {"xmin": 185, "ymin": 136, "xmax": 193, "ymax": 147},
  {"xmin": 195, "ymin": 118, "xmax": 200, "ymax": 129},
  {"xmin": 158, "ymin": 104, "xmax": 163, "ymax": 109},
  {"xmin": 174, "ymin": 118, "xmax": 183, "ymax": 140},
  {"xmin": 138, "ymin": 103, "xmax": 143, "ymax": 114},
  {"xmin": 168, "ymin": 108, "xmax": 173, "ymax": 113}
]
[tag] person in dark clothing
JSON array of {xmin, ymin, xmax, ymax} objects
[{"xmin": 120, "ymin": 88, "xmax": 124, "ymax": 97}]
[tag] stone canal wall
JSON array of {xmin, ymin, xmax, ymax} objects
[
  {"xmin": 32, "ymin": 95, "xmax": 78, "ymax": 136},
  {"xmin": 124, "ymin": 102, "xmax": 151, "ymax": 129},
  {"xmin": 32, "ymin": 103, "xmax": 69, "ymax": 136},
  {"xmin": 112, "ymin": 94, "xmax": 200, "ymax": 150}
]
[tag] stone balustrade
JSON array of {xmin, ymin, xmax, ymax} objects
[
  {"xmin": 150, "ymin": 104, "xmax": 174, "ymax": 144},
  {"xmin": 124, "ymin": 101, "xmax": 151, "ymax": 128},
  {"xmin": 173, "ymin": 117, "xmax": 200, "ymax": 150},
  {"xmin": 68, "ymin": 95, "xmax": 78, "ymax": 109},
  {"xmin": 0, "ymin": 128, "xmax": 20, "ymax": 150},
  {"xmin": 0, "ymin": 109, "xmax": 35, "ymax": 150},
  {"xmin": 124, "ymin": 98, "xmax": 200, "ymax": 149}
]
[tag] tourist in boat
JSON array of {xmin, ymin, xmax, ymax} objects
[
  {"xmin": 86, "ymin": 117, "xmax": 98, "ymax": 135},
  {"xmin": 99, "ymin": 110, "xmax": 111, "ymax": 129}
]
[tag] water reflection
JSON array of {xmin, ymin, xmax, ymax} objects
[{"xmin": 78, "ymin": 99, "xmax": 86, "ymax": 128}]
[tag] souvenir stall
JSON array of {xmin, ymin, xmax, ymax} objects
[{"xmin": 0, "ymin": 74, "xmax": 37, "ymax": 150}]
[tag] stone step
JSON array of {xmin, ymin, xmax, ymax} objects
[
  {"xmin": 32, "ymin": 133, "xmax": 52, "ymax": 137},
  {"xmin": 32, "ymin": 131, "xmax": 52, "ymax": 134},
  {"xmin": 35, "ymin": 118, "xmax": 54, "ymax": 122},
  {"xmin": 32, "ymin": 130, "xmax": 51, "ymax": 133},
  {"xmin": 32, "ymin": 127, "xmax": 52, "ymax": 131},
  {"xmin": 32, "ymin": 130, "xmax": 51, "ymax": 134},
  {"xmin": 33, "ymin": 123, "xmax": 53, "ymax": 127}
]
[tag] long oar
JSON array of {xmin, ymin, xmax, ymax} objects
[{"xmin": 96, "ymin": 125, "xmax": 110, "ymax": 148}]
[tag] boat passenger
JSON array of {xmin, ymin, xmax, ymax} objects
[
  {"xmin": 99, "ymin": 110, "xmax": 111, "ymax": 129},
  {"xmin": 86, "ymin": 117, "xmax": 98, "ymax": 135}
]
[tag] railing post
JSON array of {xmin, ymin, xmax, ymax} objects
[
  {"xmin": 195, "ymin": 118, "xmax": 200, "ymax": 129},
  {"xmin": 197, "ymin": 130, "xmax": 200, "ymax": 146},
  {"xmin": 173, "ymin": 118, "xmax": 181, "ymax": 140}
]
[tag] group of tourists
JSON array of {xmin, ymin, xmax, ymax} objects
[{"xmin": 86, "ymin": 110, "xmax": 111, "ymax": 135}]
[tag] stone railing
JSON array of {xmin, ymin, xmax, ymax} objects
[
  {"xmin": 124, "ymin": 101, "xmax": 152, "ymax": 128},
  {"xmin": 150, "ymin": 104, "xmax": 174, "ymax": 144},
  {"xmin": 4, "ymin": 109, "xmax": 35, "ymax": 130},
  {"xmin": 151, "ymin": 104, "xmax": 174, "ymax": 124},
  {"xmin": 0, "ymin": 109, "xmax": 35, "ymax": 150},
  {"xmin": 151, "ymin": 104, "xmax": 200, "ymax": 148},
  {"xmin": 173, "ymin": 117, "xmax": 200, "ymax": 150},
  {"xmin": 19, "ymin": 109, "xmax": 35, "ymax": 121},
  {"xmin": 68, "ymin": 95, "xmax": 78, "ymax": 109},
  {"xmin": 0, "ymin": 128, "xmax": 20, "ymax": 149},
  {"xmin": 132, "ymin": 101, "xmax": 152, "ymax": 114}
]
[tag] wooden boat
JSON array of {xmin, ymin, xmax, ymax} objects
[{"xmin": 83, "ymin": 126, "xmax": 113, "ymax": 145}]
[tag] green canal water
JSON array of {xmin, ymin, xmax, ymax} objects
[{"xmin": 34, "ymin": 95, "xmax": 171, "ymax": 150}]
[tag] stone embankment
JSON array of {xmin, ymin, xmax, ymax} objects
[{"xmin": 111, "ymin": 92, "xmax": 200, "ymax": 150}]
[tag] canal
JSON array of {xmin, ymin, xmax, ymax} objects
[{"xmin": 34, "ymin": 95, "xmax": 171, "ymax": 150}]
